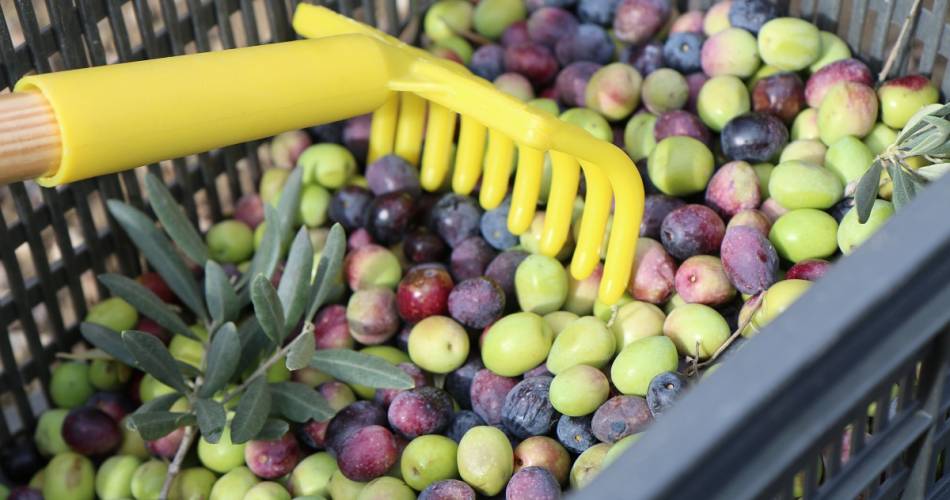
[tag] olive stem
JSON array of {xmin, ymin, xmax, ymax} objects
[
  {"xmin": 878, "ymin": 0, "xmax": 923, "ymax": 83},
  {"xmin": 159, "ymin": 350, "xmax": 207, "ymax": 500},
  {"xmin": 688, "ymin": 299, "xmax": 762, "ymax": 377},
  {"xmin": 217, "ymin": 322, "xmax": 313, "ymax": 404},
  {"xmin": 158, "ymin": 425, "xmax": 196, "ymax": 500},
  {"xmin": 54, "ymin": 349, "xmax": 113, "ymax": 361}
]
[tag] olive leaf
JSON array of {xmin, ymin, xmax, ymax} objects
[
  {"xmin": 122, "ymin": 330, "xmax": 189, "ymax": 394},
  {"xmin": 127, "ymin": 411, "xmax": 195, "ymax": 440},
  {"xmin": 891, "ymin": 164, "xmax": 917, "ymax": 210},
  {"xmin": 144, "ymin": 173, "xmax": 209, "ymax": 266},
  {"xmin": 251, "ymin": 274, "xmax": 286, "ymax": 346},
  {"xmin": 198, "ymin": 322, "xmax": 241, "ymax": 398},
  {"xmin": 106, "ymin": 200, "xmax": 207, "ymax": 322},
  {"xmin": 205, "ymin": 261, "xmax": 239, "ymax": 327},
  {"xmin": 285, "ymin": 324, "xmax": 316, "ymax": 371},
  {"xmin": 133, "ymin": 393, "xmax": 182, "ymax": 415},
  {"xmin": 278, "ymin": 228, "xmax": 314, "ymax": 331},
  {"xmin": 306, "ymin": 223, "xmax": 347, "ymax": 321},
  {"xmin": 237, "ymin": 204, "xmax": 282, "ymax": 301},
  {"xmin": 921, "ymin": 115, "xmax": 950, "ymax": 139},
  {"xmin": 79, "ymin": 322, "xmax": 138, "ymax": 367},
  {"xmin": 854, "ymin": 102, "xmax": 950, "ymax": 223},
  {"xmin": 98, "ymin": 273, "xmax": 198, "ymax": 341},
  {"xmin": 897, "ymin": 103, "xmax": 949, "ymax": 143},
  {"xmin": 270, "ymin": 381, "xmax": 334, "ymax": 422},
  {"xmin": 237, "ymin": 316, "xmax": 270, "ymax": 370},
  {"xmin": 194, "ymin": 399, "xmax": 227, "ymax": 444},
  {"xmin": 177, "ymin": 361, "xmax": 202, "ymax": 378},
  {"xmin": 855, "ymin": 159, "xmax": 884, "ymax": 224},
  {"xmin": 310, "ymin": 349, "xmax": 414, "ymax": 389},
  {"xmin": 255, "ymin": 419, "xmax": 290, "ymax": 441},
  {"xmin": 899, "ymin": 163, "xmax": 930, "ymax": 185},
  {"xmin": 237, "ymin": 168, "xmax": 303, "ymax": 300},
  {"xmin": 275, "ymin": 168, "xmax": 304, "ymax": 246},
  {"xmin": 924, "ymin": 141, "xmax": 950, "ymax": 159},
  {"xmin": 230, "ymin": 376, "xmax": 271, "ymax": 444},
  {"xmin": 902, "ymin": 122, "xmax": 948, "ymax": 157}
]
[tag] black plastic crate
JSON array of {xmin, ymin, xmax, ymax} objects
[{"xmin": 1, "ymin": 1, "xmax": 949, "ymax": 499}]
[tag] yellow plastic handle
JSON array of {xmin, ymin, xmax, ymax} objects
[
  {"xmin": 293, "ymin": 3, "xmax": 645, "ymax": 305},
  {"xmin": 293, "ymin": 4, "xmax": 412, "ymax": 48},
  {"xmin": 15, "ymin": 35, "xmax": 394, "ymax": 187}
]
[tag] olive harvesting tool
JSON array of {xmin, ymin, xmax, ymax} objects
[{"xmin": 0, "ymin": 4, "xmax": 644, "ymax": 304}]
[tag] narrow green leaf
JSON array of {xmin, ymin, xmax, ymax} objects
[
  {"xmin": 890, "ymin": 164, "xmax": 906, "ymax": 210},
  {"xmin": 255, "ymin": 419, "xmax": 290, "ymax": 441},
  {"xmin": 80, "ymin": 322, "xmax": 138, "ymax": 367},
  {"xmin": 56, "ymin": 349, "xmax": 114, "ymax": 362},
  {"xmin": 897, "ymin": 103, "xmax": 948, "ymax": 143},
  {"xmin": 897, "ymin": 125, "xmax": 931, "ymax": 148},
  {"xmin": 194, "ymin": 399, "xmax": 227, "ymax": 444},
  {"xmin": 198, "ymin": 322, "xmax": 241, "ymax": 398},
  {"xmin": 891, "ymin": 165, "xmax": 917, "ymax": 210},
  {"xmin": 251, "ymin": 274, "xmax": 286, "ymax": 345},
  {"xmin": 306, "ymin": 223, "xmax": 347, "ymax": 321},
  {"xmin": 144, "ymin": 173, "xmax": 209, "ymax": 265},
  {"xmin": 902, "ymin": 126, "xmax": 948, "ymax": 157},
  {"xmin": 205, "ymin": 261, "xmax": 239, "ymax": 327},
  {"xmin": 238, "ymin": 204, "xmax": 282, "ymax": 303},
  {"xmin": 310, "ymin": 349, "xmax": 414, "ymax": 389},
  {"xmin": 133, "ymin": 393, "xmax": 181, "ymax": 415},
  {"xmin": 899, "ymin": 164, "xmax": 931, "ymax": 186},
  {"xmin": 276, "ymin": 168, "xmax": 304, "ymax": 246},
  {"xmin": 230, "ymin": 376, "xmax": 271, "ymax": 444},
  {"xmin": 270, "ymin": 381, "xmax": 335, "ymax": 422},
  {"xmin": 122, "ymin": 330, "xmax": 188, "ymax": 394},
  {"xmin": 933, "ymin": 102, "xmax": 950, "ymax": 118},
  {"xmin": 127, "ymin": 411, "xmax": 195, "ymax": 440},
  {"xmin": 921, "ymin": 115, "xmax": 950, "ymax": 136},
  {"xmin": 98, "ymin": 274, "xmax": 197, "ymax": 341},
  {"xmin": 278, "ymin": 228, "xmax": 314, "ymax": 330},
  {"xmin": 285, "ymin": 325, "xmax": 316, "ymax": 371},
  {"xmin": 917, "ymin": 163, "xmax": 950, "ymax": 181},
  {"xmin": 925, "ymin": 147, "xmax": 950, "ymax": 160},
  {"xmin": 900, "ymin": 115, "xmax": 938, "ymax": 140},
  {"xmin": 177, "ymin": 361, "xmax": 202, "ymax": 378},
  {"xmin": 237, "ymin": 316, "xmax": 270, "ymax": 369},
  {"xmin": 106, "ymin": 200, "xmax": 207, "ymax": 322},
  {"xmin": 855, "ymin": 159, "xmax": 883, "ymax": 224}
]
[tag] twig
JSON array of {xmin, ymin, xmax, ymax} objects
[
  {"xmin": 692, "ymin": 328, "xmax": 744, "ymax": 375},
  {"xmin": 158, "ymin": 425, "xmax": 196, "ymax": 500},
  {"xmin": 157, "ymin": 325, "xmax": 312, "ymax": 498},
  {"xmin": 689, "ymin": 339, "xmax": 700, "ymax": 377},
  {"xmin": 687, "ymin": 298, "xmax": 762, "ymax": 377},
  {"xmin": 56, "ymin": 349, "xmax": 113, "ymax": 361},
  {"xmin": 217, "ymin": 325, "xmax": 312, "ymax": 404},
  {"xmin": 878, "ymin": 0, "xmax": 924, "ymax": 83}
]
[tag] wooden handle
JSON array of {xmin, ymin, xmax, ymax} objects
[{"xmin": 0, "ymin": 92, "xmax": 61, "ymax": 185}]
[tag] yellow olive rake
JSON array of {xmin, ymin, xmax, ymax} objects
[{"xmin": 0, "ymin": 4, "xmax": 644, "ymax": 304}]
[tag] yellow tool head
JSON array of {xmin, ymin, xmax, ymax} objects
[{"xmin": 293, "ymin": 5, "xmax": 645, "ymax": 305}]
